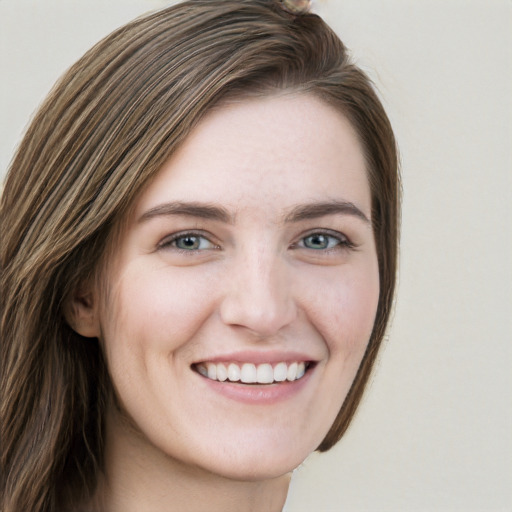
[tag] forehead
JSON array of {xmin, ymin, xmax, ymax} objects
[{"xmin": 134, "ymin": 93, "xmax": 370, "ymax": 219}]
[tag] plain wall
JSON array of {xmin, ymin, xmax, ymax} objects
[{"xmin": 1, "ymin": 1, "xmax": 511, "ymax": 511}]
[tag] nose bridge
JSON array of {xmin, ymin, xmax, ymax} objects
[{"xmin": 220, "ymin": 244, "xmax": 296, "ymax": 336}]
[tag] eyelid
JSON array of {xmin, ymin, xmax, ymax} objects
[
  {"xmin": 157, "ymin": 230, "xmax": 219, "ymax": 251},
  {"xmin": 292, "ymin": 229, "xmax": 356, "ymax": 251}
]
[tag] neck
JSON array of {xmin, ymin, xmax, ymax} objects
[{"xmin": 86, "ymin": 410, "xmax": 291, "ymax": 512}]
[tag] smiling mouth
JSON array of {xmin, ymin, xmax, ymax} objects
[{"xmin": 193, "ymin": 361, "xmax": 313, "ymax": 385}]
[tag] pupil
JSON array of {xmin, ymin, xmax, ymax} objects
[
  {"xmin": 179, "ymin": 236, "xmax": 199, "ymax": 249},
  {"xmin": 307, "ymin": 234, "xmax": 327, "ymax": 249}
]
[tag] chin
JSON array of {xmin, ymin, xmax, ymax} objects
[
  {"xmin": 197, "ymin": 452, "xmax": 304, "ymax": 482},
  {"xmin": 179, "ymin": 430, "xmax": 321, "ymax": 482}
]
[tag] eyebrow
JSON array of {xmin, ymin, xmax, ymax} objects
[
  {"xmin": 138, "ymin": 201, "xmax": 233, "ymax": 224},
  {"xmin": 283, "ymin": 200, "xmax": 371, "ymax": 225},
  {"xmin": 138, "ymin": 199, "xmax": 370, "ymax": 225}
]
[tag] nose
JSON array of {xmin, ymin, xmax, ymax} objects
[{"xmin": 219, "ymin": 249, "xmax": 297, "ymax": 338}]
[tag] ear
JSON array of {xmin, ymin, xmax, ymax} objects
[{"xmin": 63, "ymin": 283, "xmax": 101, "ymax": 339}]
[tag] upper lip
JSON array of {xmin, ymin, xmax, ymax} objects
[{"xmin": 192, "ymin": 350, "xmax": 318, "ymax": 366}]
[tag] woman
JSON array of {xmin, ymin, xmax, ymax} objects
[{"xmin": 0, "ymin": 1, "xmax": 399, "ymax": 511}]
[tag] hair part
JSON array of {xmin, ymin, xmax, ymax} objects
[{"xmin": 0, "ymin": 2, "xmax": 399, "ymax": 510}]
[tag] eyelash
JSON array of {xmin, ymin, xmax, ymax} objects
[
  {"xmin": 157, "ymin": 230, "xmax": 354, "ymax": 254},
  {"xmin": 157, "ymin": 231, "xmax": 219, "ymax": 254},
  {"xmin": 292, "ymin": 230, "xmax": 355, "ymax": 253}
]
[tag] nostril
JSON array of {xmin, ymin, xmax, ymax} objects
[
  {"xmin": 218, "ymin": 256, "xmax": 297, "ymax": 336},
  {"xmin": 219, "ymin": 293, "xmax": 297, "ymax": 337}
]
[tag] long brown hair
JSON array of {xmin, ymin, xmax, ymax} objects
[{"xmin": 0, "ymin": 1, "xmax": 399, "ymax": 510}]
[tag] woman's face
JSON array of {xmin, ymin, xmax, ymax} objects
[{"xmin": 95, "ymin": 93, "xmax": 379, "ymax": 480}]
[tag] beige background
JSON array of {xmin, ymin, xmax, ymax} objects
[{"xmin": 1, "ymin": 1, "xmax": 511, "ymax": 511}]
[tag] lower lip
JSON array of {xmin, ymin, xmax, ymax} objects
[{"xmin": 196, "ymin": 368, "xmax": 314, "ymax": 405}]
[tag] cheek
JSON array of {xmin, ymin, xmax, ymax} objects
[
  {"xmin": 99, "ymin": 263, "xmax": 221, "ymax": 376},
  {"xmin": 108, "ymin": 263, "xmax": 215, "ymax": 337},
  {"xmin": 283, "ymin": 262, "xmax": 380, "ymax": 446},
  {"xmin": 304, "ymin": 262, "xmax": 380, "ymax": 360}
]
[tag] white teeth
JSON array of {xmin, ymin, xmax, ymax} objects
[
  {"xmin": 240, "ymin": 363, "xmax": 257, "ymax": 383},
  {"xmin": 286, "ymin": 362, "xmax": 298, "ymax": 381},
  {"xmin": 273, "ymin": 362, "xmax": 288, "ymax": 382},
  {"xmin": 197, "ymin": 361, "xmax": 309, "ymax": 384},
  {"xmin": 216, "ymin": 363, "xmax": 228, "ymax": 382},
  {"xmin": 256, "ymin": 363, "xmax": 274, "ymax": 384},
  {"xmin": 207, "ymin": 363, "xmax": 217, "ymax": 380},
  {"xmin": 228, "ymin": 363, "xmax": 241, "ymax": 382}
]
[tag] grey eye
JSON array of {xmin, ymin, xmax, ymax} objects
[
  {"xmin": 302, "ymin": 234, "xmax": 338, "ymax": 250},
  {"xmin": 175, "ymin": 235, "xmax": 202, "ymax": 250},
  {"xmin": 158, "ymin": 232, "xmax": 218, "ymax": 252}
]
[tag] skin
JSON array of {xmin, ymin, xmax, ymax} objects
[{"xmin": 71, "ymin": 93, "xmax": 379, "ymax": 512}]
